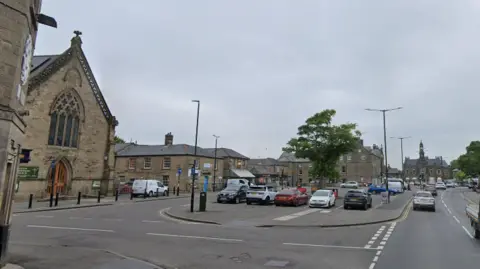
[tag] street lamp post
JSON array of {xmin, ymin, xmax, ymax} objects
[
  {"xmin": 212, "ymin": 135, "xmax": 220, "ymax": 192},
  {"xmin": 190, "ymin": 100, "xmax": 200, "ymax": 213},
  {"xmin": 391, "ymin": 136, "xmax": 411, "ymax": 183},
  {"xmin": 366, "ymin": 107, "xmax": 402, "ymax": 203}
]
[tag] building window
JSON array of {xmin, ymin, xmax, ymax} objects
[
  {"xmin": 429, "ymin": 168, "xmax": 433, "ymax": 175},
  {"xmin": 298, "ymin": 167, "xmax": 303, "ymax": 175},
  {"xmin": 163, "ymin": 157, "xmax": 171, "ymax": 169},
  {"xmin": 128, "ymin": 158, "xmax": 136, "ymax": 170},
  {"xmin": 47, "ymin": 90, "xmax": 82, "ymax": 148},
  {"xmin": 347, "ymin": 155, "xmax": 352, "ymax": 161},
  {"xmin": 236, "ymin": 160, "xmax": 242, "ymax": 169},
  {"xmin": 162, "ymin": 175, "xmax": 169, "ymax": 186},
  {"xmin": 339, "ymin": 156, "xmax": 343, "ymax": 161},
  {"xmin": 144, "ymin": 158, "xmax": 152, "ymax": 169},
  {"xmin": 437, "ymin": 169, "xmax": 441, "ymax": 175},
  {"xmin": 360, "ymin": 155, "xmax": 366, "ymax": 161},
  {"xmin": 412, "ymin": 169, "xmax": 416, "ymax": 175},
  {"xmin": 342, "ymin": 166, "xmax": 346, "ymax": 173}
]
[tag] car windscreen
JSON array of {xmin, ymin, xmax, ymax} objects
[
  {"xmin": 346, "ymin": 191, "xmax": 364, "ymax": 197},
  {"xmin": 415, "ymin": 193, "xmax": 432, "ymax": 198},
  {"xmin": 249, "ymin": 186, "xmax": 266, "ymax": 190},
  {"xmin": 313, "ymin": 191, "xmax": 329, "ymax": 197},
  {"xmin": 224, "ymin": 186, "xmax": 240, "ymax": 191},
  {"xmin": 278, "ymin": 190, "xmax": 295, "ymax": 195}
]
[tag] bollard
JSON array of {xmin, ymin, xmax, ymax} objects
[
  {"xmin": 199, "ymin": 191, "xmax": 207, "ymax": 212},
  {"xmin": 77, "ymin": 192, "xmax": 81, "ymax": 205},
  {"xmin": 156, "ymin": 188, "xmax": 159, "ymax": 197},
  {"xmin": 54, "ymin": 192, "xmax": 59, "ymax": 207},
  {"xmin": 176, "ymin": 187, "xmax": 179, "ymax": 196},
  {"xmin": 28, "ymin": 194, "xmax": 33, "ymax": 209},
  {"xmin": 97, "ymin": 191, "xmax": 101, "ymax": 203},
  {"xmin": 115, "ymin": 189, "xmax": 119, "ymax": 202},
  {"xmin": 144, "ymin": 190, "xmax": 147, "ymax": 199},
  {"xmin": 172, "ymin": 186, "xmax": 176, "ymax": 195},
  {"xmin": 130, "ymin": 191, "xmax": 133, "ymax": 200}
]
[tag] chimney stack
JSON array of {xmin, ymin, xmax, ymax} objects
[{"xmin": 165, "ymin": 132, "xmax": 173, "ymax": 145}]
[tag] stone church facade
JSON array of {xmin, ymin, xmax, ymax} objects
[
  {"xmin": 15, "ymin": 32, "xmax": 117, "ymax": 199},
  {"xmin": 404, "ymin": 141, "xmax": 451, "ymax": 182}
]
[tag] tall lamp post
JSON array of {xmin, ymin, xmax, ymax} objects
[
  {"xmin": 391, "ymin": 136, "xmax": 411, "ymax": 183},
  {"xmin": 365, "ymin": 107, "xmax": 403, "ymax": 203},
  {"xmin": 212, "ymin": 134, "xmax": 220, "ymax": 192},
  {"xmin": 190, "ymin": 100, "xmax": 200, "ymax": 213}
]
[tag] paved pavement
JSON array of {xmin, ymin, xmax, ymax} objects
[
  {"xmin": 164, "ymin": 189, "xmax": 412, "ymax": 227},
  {"xmin": 462, "ymin": 188, "xmax": 479, "ymax": 204}
]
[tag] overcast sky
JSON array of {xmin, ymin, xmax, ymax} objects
[{"xmin": 35, "ymin": 0, "xmax": 479, "ymax": 168}]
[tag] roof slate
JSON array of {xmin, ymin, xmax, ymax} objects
[
  {"xmin": 115, "ymin": 143, "xmax": 216, "ymax": 158},
  {"xmin": 405, "ymin": 158, "xmax": 449, "ymax": 168},
  {"xmin": 203, "ymin": 147, "xmax": 249, "ymax": 159}
]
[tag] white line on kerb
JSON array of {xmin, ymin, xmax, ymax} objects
[
  {"xmin": 453, "ymin": 216, "xmax": 460, "ymax": 223},
  {"xmin": 284, "ymin": 242, "xmax": 378, "ymax": 250},
  {"xmin": 27, "ymin": 225, "xmax": 115, "ymax": 233},
  {"xmin": 462, "ymin": 226, "xmax": 474, "ymax": 239},
  {"xmin": 147, "ymin": 233, "xmax": 243, "ymax": 242},
  {"xmin": 141, "ymin": 220, "xmax": 165, "ymax": 223}
]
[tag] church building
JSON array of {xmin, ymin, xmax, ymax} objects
[
  {"xmin": 15, "ymin": 31, "xmax": 118, "ymax": 199},
  {"xmin": 404, "ymin": 141, "xmax": 451, "ymax": 182}
]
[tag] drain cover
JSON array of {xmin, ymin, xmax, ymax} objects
[{"xmin": 264, "ymin": 260, "xmax": 289, "ymax": 267}]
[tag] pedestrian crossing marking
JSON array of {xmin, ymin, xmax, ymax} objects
[{"xmin": 273, "ymin": 208, "xmax": 330, "ymax": 221}]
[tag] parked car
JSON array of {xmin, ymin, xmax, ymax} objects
[
  {"xmin": 445, "ymin": 181, "xmax": 455, "ymax": 188},
  {"xmin": 309, "ymin": 189, "xmax": 336, "ymax": 208},
  {"xmin": 344, "ymin": 189, "xmax": 372, "ymax": 210},
  {"xmin": 246, "ymin": 185, "xmax": 277, "ymax": 205},
  {"xmin": 424, "ymin": 185, "xmax": 437, "ymax": 196},
  {"xmin": 217, "ymin": 185, "xmax": 248, "ymax": 204},
  {"xmin": 413, "ymin": 191, "xmax": 436, "ymax": 212},
  {"xmin": 131, "ymin": 179, "xmax": 168, "ymax": 197},
  {"xmin": 435, "ymin": 182, "xmax": 447, "ymax": 190},
  {"xmin": 274, "ymin": 189, "xmax": 309, "ymax": 206},
  {"xmin": 340, "ymin": 181, "xmax": 359, "ymax": 189},
  {"xmin": 367, "ymin": 184, "xmax": 399, "ymax": 195}
]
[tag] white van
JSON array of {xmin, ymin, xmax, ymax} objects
[
  {"xmin": 132, "ymin": 179, "xmax": 168, "ymax": 197},
  {"xmin": 226, "ymin": 178, "xmax": 249, "ymax": 188},
  {"xmin": 387, "ymin": 180, "xmax": 403, "ymax": 193}
]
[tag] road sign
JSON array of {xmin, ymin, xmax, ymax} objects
[{"xmin": 177, "ymin": 168, "xmax": 182, "ymax": 175}]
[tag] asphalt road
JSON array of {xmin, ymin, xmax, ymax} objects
[{"xmin": 9, "ymin": 187, "xmax": 480, "ymax": 269}]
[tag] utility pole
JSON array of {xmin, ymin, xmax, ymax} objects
[
  {"xmin": 190, "ymin": 100, "xmax": 200, "ymax": 213},
  {"xmin": 212, "ymin": 135, "xmax": 219, "ymax": 192},
  {"xmin": 366, "ymin": 107, "xmax": 403, "ymax": 203},
  {"xmin": 391, "ymin": 136, "xmax": 411, "ymax": 183}
]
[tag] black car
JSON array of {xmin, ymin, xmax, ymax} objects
[
  {"xmin": 425, "ymin": 185, "xmax": 437, "ymax": 196},
  {"xmin": 344, "ymin": 189, "xmax": 372, "ymax": 210},
  {"xmin": 217, "ymin": 185, "xmax": 248, "ymax": 204}
]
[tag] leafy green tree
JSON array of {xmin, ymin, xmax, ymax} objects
[
  {"xmin": 114, "ymin": 135, "xmax": 126, "ymax": 144},
  {"xmin": 283, "ymin": 109, "xmax": 361, "ymax": 188},
  {"xmin": 455, "ymin": 170, "xmax": 466, "ymax": 181},
  {"xmin": 457, "ymin": 141, "xmax": 480, "ymax": 177}
]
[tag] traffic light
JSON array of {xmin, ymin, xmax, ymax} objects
[{"xmin": 19, "ymin": 149, "xmax": 32, "ymax": 163}]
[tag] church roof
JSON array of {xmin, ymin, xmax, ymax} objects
[
  {"xmin": 28, "ymin": 31, "xmax": 116, "ymax": 125},
  {"xmin": 405, "ymin": 157, "xmax": 449, "ymax": 167}
]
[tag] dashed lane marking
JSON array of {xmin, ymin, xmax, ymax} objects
[
  {"xmin": 453, "ymin": 216, "xmax": 460, "ymax": 224},
  {"xmin": 368, "ymin": 222, "xmax": 396, "ymax": 269},
  {"xmin": 27, "ymin": 225, "xmax": 115, "ymax": 233},
  {"xmin": 283, "ymin": 242, "xmax": 379, "ymax": 250},
  {"xmin": 462, "ymin": 226, "xmax": 474, "ymax": 239},
  {"xmin": 147, "ymin": 232, "xmax": 243, "ymax": 242},
  {"xmin": 364, "ymin": 225, "xmax": 385, "ymax": 249}
]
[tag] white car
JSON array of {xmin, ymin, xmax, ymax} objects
[
  {"xmin": 446, "ymin": 182, "xmax": 455, "ymax": 188},
  {"xmin": 341, "ymin": 181, "xmax": 359, "ymax": 188},
  {"xmin": 246, "ymin": 185, "xmax": 277, "ymax": 205},
  {"xmin": 413, "ymin": 191, "xmax": 435, "ymax": 212},
  {"xmin": 435, "ymin": 182, "xmax": 447, "ymax": 190},
  {"xmin": 309, "ymin": 189, "xmax": 336, "ymax": 208},
  {"xmin": 132, "ymin": 179, "xmax": 168, "ymax": 197}
]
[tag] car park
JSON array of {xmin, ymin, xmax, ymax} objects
[
  {"xmin": 340, "ymin": 181, "xmax": 359, "ymax": 188},
  {"xmin": 413, "ymin": 191, "xmax": 436, "ymax": 212},
  {"xmin": 344, "ymin": 189, "xmax": 372, "ymax": 210},
  {"xmin": 309, "ymin": 189, "xmax": 335, "ymax": 208},
  {"xmin": 274, "ymin": 188, "xmax": 309, "ymax": 206},
  {"xmin": 217, "ymin": 185, "xmax": 248, "ymax": 204},
  {"xmin": 246, "ymin": 184, "xmax": 277, "ymax": 205},
  {"xmin": 435, "ymin": 182, "xmax": 447, "ymax": 190}
]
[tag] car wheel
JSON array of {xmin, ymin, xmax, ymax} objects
[
  {"xmin": 235, "ymin": 197, "xmax": 240, "ymax": 204},
  {"xmin": 474, "ymin": 228, "xmax": 480, "ymax": 239},
  {"xmin": 217, "ymin": 199, "xmax": 221, "ymax": 203},
  {"xmin": 432, "ymin": 208, "xmax": 436, "ymax": 212},
  {"xmin": 368, "ymin": 202, "xmax": 372, "ymax": 208},
  {"xmin": 148, "ymin": 191, "xmax": 154, "ymax": 197},
  {"xmin": 246, "ymin": 201, "xmax": 251, "ymax": 205},
  {"xmin": 344, "ymin": 205, "xmax": 348, "ymax": 210},
  {"xmin": 363, "ymin": 203, "xmax": 368, "ymax": 211},
  {"xmin": 163, "ymin": 191, "xmax": 167, "ymax": 196},
  {"xmin": 264, "ymin": 197, "xmax": 270, "ymax": 205}
]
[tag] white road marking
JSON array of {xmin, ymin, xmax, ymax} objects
[
  {"xmin": 377, "ymin": 246, "xmax": 384, "ymax": 250},
  {"xmin": 284, "ymin": 242, "xmax": 378, "ymax": 250},
  {"xmin": 379, "ymin": 241, "xmax": 386, "ymax": 245},
  {"xmin": 369, "ymin": 223, "xmax": 395, "ymax": 268},
  {"xmin": 141, "ymin": 220, "xmax": 165, "ymax": 223},
  {"xmin": 365, "ymin": 225, "xmax": 386, "ymax": 248},
  {"xmin": 364, "ymin": 245, "xmax": 371, "ymax": 249},
  {"xmin": 27, "ymin": 225, "xmax": 115, "ymax": 233},
  {"xmin": 369, "ymin": 263, "xmax": 376, "ymax": 269},
  {"xmin": 147, "ymin": 233, "xmax": 243, "ymax": 242},
  {"xmin": 447, "ymin": 208, "xmax": 452, "ymax": 214},
  {"xmin": 376, "ymin": 251, "xmax": 382, "ymax": 255},
  {"xmin": 335, "ymin": 205, "xmax": 343, "ymax": 210},
  {"xmin": 462, "ymin": 226, "xmax": 474, "ymax": 239},
  {"xmin": 368, "ymin": 241, "xmax": 374, "ymax": 245},
  {"xmin": 373, "ymin": 256, "xmax": 378, "ymax": 262},
  {"xmin": 273, "ymin": 208, "xmax": 321, "ymax": 221},
  {"xmin": 453, "ymin": 216, "xmax": 460, "ymax": 223},
  {"xmin": 103, "ymin": 218, "xmax": 123, "ymax": 222},
  {"xmin": 35, "ymin": 215, "xmax": 54, "ymax": 218},
  {"xmin": 69, "ymin": 217, "xmax": 92, "ymax": 220}
]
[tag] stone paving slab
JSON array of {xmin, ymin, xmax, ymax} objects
[{"xmin": 463, "ymin": 190, "xmax": 479, "ymax": 204}]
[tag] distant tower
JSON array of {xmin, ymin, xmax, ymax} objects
[{"xmin": 419, "ymin": 140, "xmax": 425, "ymax": 159}]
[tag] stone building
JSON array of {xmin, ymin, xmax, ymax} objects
[
  {"xmin": 16, "ymin": 32, "xmax": 118, "ymax": 199},
  {"xmin": 277, "ymin": 152, "xmax": 311, "ymax": 186},
  {"xmin": 247, "ymin": 158, "xmax": 283, "ymax": 184},
  {"xmin": 338, "ymin": 140, "xmax": 384, "ymax": 184},
  {"xmin": 404, "ymin": 141, "xmax": 451, "ymax": 182},
  {"xmin": 114, "ymin": 133, "xmax": 252, "ymax": 191},
  {"xmin": 203, "ymin": 147, "xmax": 254, "ymax": 181}
]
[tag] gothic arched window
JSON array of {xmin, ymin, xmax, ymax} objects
[{"xmin": 47, "ymin": 90, "xmax": 83, "ymax": 148}]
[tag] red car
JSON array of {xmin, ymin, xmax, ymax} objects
[{"xmin": 274, "ymin": 189, "xmax": 309, "ymax": 206}]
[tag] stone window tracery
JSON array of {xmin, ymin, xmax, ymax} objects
[{"xmin": 48, "ymin": 90, "xmax": 82, "ymax": 148}]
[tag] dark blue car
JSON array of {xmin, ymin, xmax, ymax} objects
[{"xmin": 367, "ymin": 184, "xmax": 399, "ymax": 194}]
